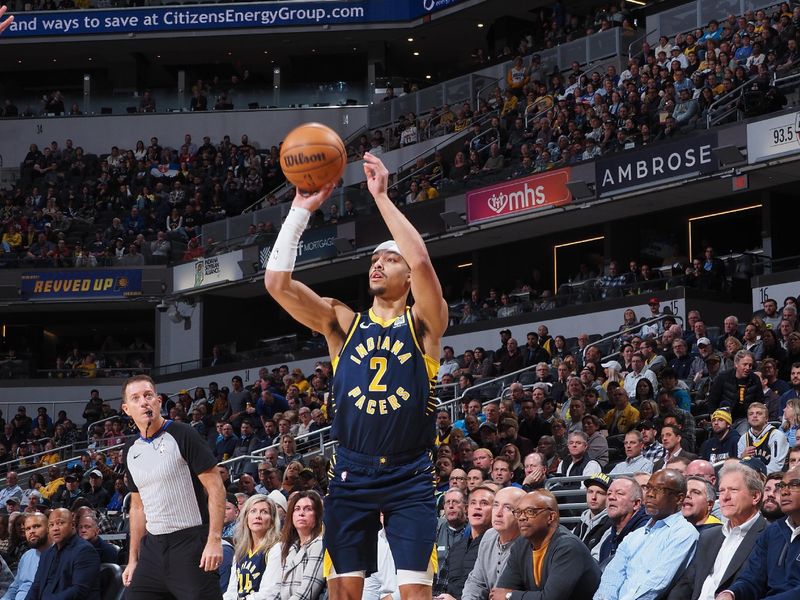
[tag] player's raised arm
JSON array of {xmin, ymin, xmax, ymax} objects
[
  {"xmin": 264, "ymin": 185, "xmax": 354, "ymax": 351},
  {"xmin": 0, "ymin": 6, "xmax": 14, "ymax": 34},
  {"xmin": 363, "ymin": 152, "xmax": 449, "ymax": 341}
]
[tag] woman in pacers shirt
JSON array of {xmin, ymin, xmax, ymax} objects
[{"xmin": 223, "ymin": 494, "xmax": 282, "ymax": 600}]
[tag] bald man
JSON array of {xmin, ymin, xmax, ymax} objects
[
  {"xmin": 491, "ymin": 490, "xmax": 600, "ymax": 600},
  {"xmin": 27, "ymin": 508, "xmax": 101, "ymax": 600}
]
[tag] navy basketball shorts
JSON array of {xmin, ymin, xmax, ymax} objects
[{"xmin": 323, "ymin": 446, "xmax": 437, "ymax": 575}]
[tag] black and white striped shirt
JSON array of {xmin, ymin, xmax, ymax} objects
[{"xmin": 124, "ymin": 420, "xmax": 217, "ymax": 535}]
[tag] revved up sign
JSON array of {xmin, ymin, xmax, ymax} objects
[{"xmin": 465, "ymin": 167, "xmax": 572, "ymax": 225}]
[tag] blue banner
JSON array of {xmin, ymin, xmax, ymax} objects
[
  {"xmin": 20, "ymin": 270, "xmax": 143, "ymax": 300},
  {"xmin": 259, "ymin": 226, "xmax": 338, "ymax": 269},
  {"xmin": 4, "ymin": 0, "xmax": 466, "ymax": 37}
]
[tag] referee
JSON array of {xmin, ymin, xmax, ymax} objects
[{"xmin": 121, "ymin": 374, "xmax": 225, "ymax": 600}]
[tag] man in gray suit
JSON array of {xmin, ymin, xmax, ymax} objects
[
  {"xmin": 666, "ymin": 462, "xmax": 767, "ymax": 600},
  {"xmin": 488, "ymin": 490, "xmax": 600, "ymax": 600}
]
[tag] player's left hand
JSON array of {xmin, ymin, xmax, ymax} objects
[
  {"xmin": 363, "ymin": 152, "xmax": 389, "ymax": 198},
  {"xmin": 0, "ymin": 6, "xmax": 14, "ymax": 34},
  {"xmin": 199, "ymin": 538, "xmax": 223, "ymax": 571}
]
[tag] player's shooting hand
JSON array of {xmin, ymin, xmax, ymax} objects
[
  {"xmin": 0, "ymin": 6, "xmax": 13, "ymax": 34},
  {"xmin": 292, "ymin": 183, "xmax": 335, "ymax": 213},
  {"xmin": 363, "ymin": 152, "xmax": 389, "ymax": 198},
  {"xmin": 199, "ymin": 538, "xmax": 223, "ymax": 571}
]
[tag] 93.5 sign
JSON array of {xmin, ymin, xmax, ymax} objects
[{"xmin": 747, "ymin": 111, "xmax": 800, "ymax": 164}]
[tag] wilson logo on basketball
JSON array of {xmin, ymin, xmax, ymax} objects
[{"xmin": 283, "ymin": 151, "xmax": 326, "ymax": 167}]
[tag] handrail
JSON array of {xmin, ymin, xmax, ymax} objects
[
  {"xmin": 87, "ymin": 385, "xmax": 203, "ymax": 437},
  {"xmin": 627, "ymin": 28, "xmax": 658, "ymax": 59},
  {"xmin": 583, "ymin": 313, "xmax": 684, "ymax": 363},
  {"xmin": 1, "ymin": 441, "xmax": 77, "ymax": 475},
  {"xmin": 0, "ymin": 440, "xmax": 128, "ymax": 486},
  {"xmin": 706, "ymin": 76, "xmax": 756, "ymax": 129}
]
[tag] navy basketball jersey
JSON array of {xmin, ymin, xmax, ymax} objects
[
  {"xmin": 235, "ymin": 550, "xmax": 267, "ymax": 599},
  {"xmin": 331, "ymin": 307, "xmax": 440, "ymax": 456}
]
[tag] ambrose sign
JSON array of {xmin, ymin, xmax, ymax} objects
[
  {"xmin": 595, "ymin": 133, "xmax": 718, "ymax": 196},
  {"xmin": 466, "ymin": 168, "xmax": 572, "ymax": 225}
]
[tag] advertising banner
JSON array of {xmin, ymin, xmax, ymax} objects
[
  {"xmin": 595, "ymin": 132, "xmax": 718, "ymax": 196},
  {"xmin": 465, "ymin": 168, "xmax": 572, "ymax": 225},
  {"xmin": 4, "ymin": 0, "xmax": 467, "ymax": 38},
  {"xmin": 746, "ymin": 111, "xmax": 800, "ymax": 164},
  {"xmin": 259, "ymin": 225, "xmax": 338, "ymax": 269},
  {"xmin": 173, "ymin": 250, "xmax": 243, "ymax": 292},
  {"xmin": 20, "ymin": 269, "xmax": 142, "ymax": 300}
]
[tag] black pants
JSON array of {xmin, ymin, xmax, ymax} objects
[{"xmin": 126, "ymin": 525, "xmax": 221, "ymax": 600}]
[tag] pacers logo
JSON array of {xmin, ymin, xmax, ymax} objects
[
  {"xmin": 347, "ymin": 334, "xmax": 413, "ymax": 415},
  {"xmin": 423, "ymin": 0, "xmax": 435, "ymax": 10}
]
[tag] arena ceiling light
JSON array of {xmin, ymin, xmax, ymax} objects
[
  {"xmin": 552, "ymin": 235, "xmax": 605, "ymax": 292},
  {"xmin": 625, "ymin": 0, "xmax": 646, "ymax": 5},
  {"xmin": 687, "ymin": 204, "xmax": 761, "ymax": 261},
  {"xmin": 407, "ymin": 37, "xmax": 414, "ymax": 42}
]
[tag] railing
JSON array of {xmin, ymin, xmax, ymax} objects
[
  {"xmin": 545, "ymin": 475, "xmax": 590, "ymax": 524},
  {"xmin": 649, "ymin": 0, "xmax": 781, "ymax": 42},
  {"xmin": 219, "ymin": 425, "xmax": 333, "ymax": 475},
  {"xmin": 583, "ymin": 313, "xmax": 684, "ymax": 363}
]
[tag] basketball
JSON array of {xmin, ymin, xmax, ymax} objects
[{"xmin": 279, "ymin": 122, "xmax": 346, "ymax": 192}]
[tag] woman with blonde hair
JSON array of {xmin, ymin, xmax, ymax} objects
[
  {"xmin": 223, "ymin": 494, "xmax": 282, "ymax": 600},
  {"xmin": 782, "ymin": 398, "xmax": 800, "ymax": 448}
]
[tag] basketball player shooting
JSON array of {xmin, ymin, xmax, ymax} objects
[{"xmin": 264, "ymin": 151, "xmax": 447, "ymax": 600}]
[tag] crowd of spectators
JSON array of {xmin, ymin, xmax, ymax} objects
[{"xmin": 0, "ymin": 288, "xmax": 799, "ymax": 598}]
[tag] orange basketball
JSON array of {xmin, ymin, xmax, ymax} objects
[{"xmin": 279, "ymin": 122, "xmax": 346, "ymax": 192}]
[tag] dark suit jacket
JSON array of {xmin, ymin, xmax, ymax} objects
[
  {"xmin": 666, "ymin": 514, "xmax": 767, "ymax": 600},
  {"xmin": 26, "ymin": 533, "xmax": 101, "ymax": 600},
  {"xmin": 653, "ymin": 450, "xmax": 697, "ymax": 472},
  {"xmin": 497, "ymin": 525, "xmax": 601, "ymax": 600}
]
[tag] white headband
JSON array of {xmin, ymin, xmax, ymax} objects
[{"xmin": 373, "ymin": 240, "xmax": 403, "ymax": 258}]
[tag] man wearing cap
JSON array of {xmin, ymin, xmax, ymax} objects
[
  {"xmin": 265, "ymin": 152, "xmax": 448, "ymax": 600},
  {"xmin": 51, "ymin": 473, "xmax": 83, "ymax": 508},
  {"xmin": 479, "ymin": 422, "xmax": 502, "ymax": 456},
  {"xmin": 573, "ymin": 474, "xmax": 612, "ymax": 553},
  {"xmin": 736, "ymin": 402, "xmax": 788, "ymax": 474},
  {"xmin": 0, "ymin": 472, "xmax": 21, "ymax": 508},
  {"xmin": 83, "ymin": 470, "xmax": 109, "ymax": 509},
  {"xmin": 699, "ymin": 409, "xmax": 740, "ymax": 463},
  {"xmin": 667, "ymin": 463, "xmax": 766, "ymax": 600},
  {"xmin": 222, "ymin": 494, "xmax": 238, "ymax": 539},
  {"xmin": 639, "ymin": 421, "xmax": 666, "ymax": 463},
  {"xmin": 690, "ymin": 337, "xmax": 719, "ymax": 378}
]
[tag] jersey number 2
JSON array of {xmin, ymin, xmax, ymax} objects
[{"xmin": 369, "ymin": 357, "xmax": 388, "ymax": 392}]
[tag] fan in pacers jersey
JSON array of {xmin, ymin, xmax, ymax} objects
[
  {"xmin": 265, "ymin": 152, "xmax": 448, "ymax": 600},
  {"xmin": 223, "ymin": 494, "xmax": 282, "ymax": 600},
  {"xmin": 737, "ymin": 402, "xmax": 789, "ymax": 474},
  {"xmin": 121, "ymin": 374, "xmax": 226, "ymax": 600}
]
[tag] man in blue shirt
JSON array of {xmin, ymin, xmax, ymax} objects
[
  {"xmin": 594, "ymin": 469, "xmax": 698, "ymax": 600},
  {"xmin": 2, "ymin": 513, "xmax": 48, "ymax": 600}
]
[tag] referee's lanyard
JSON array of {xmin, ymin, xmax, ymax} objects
[{"xmin": 141, "ymin": 419, "xmax": 172, "ymax": 443}]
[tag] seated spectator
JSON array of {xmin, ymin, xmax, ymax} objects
[
  {"xmin": 461, "ymin": 487, "xmax": 525, "ymax": 600},
  {"xmin": 681, "ymin": 476, "xmax": 722, "ymax": 530},
  {"xmin": 1, "ymin": 512, "xmax": 49, "ymax": 600},
  {"xmin": 667, "ymin": 462, "xmax": 766, "ymax": 600},
  {"xmin": 435, "ymin": 488, "xmax": 468, "ymax": 583},
  {"xmin": 439, "ymin": 485, "xmax": 494, "ymax": 599},
  {"xmin": 604, "ymin": 387, "xmax": 641, "ymax": 436},
  {"xmin": 557, "ymin": 432, "xmax": 602, "ymax": 481},
  {"xmin": 736, "ymin": 402, "xmax": 788, "ymax": 474},
  {"xmin": 597, "ymin": 476, "xmax": 648, "ymax": 567},
  {"xmin": 76, "ymin": 513, "xmax": 118, "ymax": 564},
  {"xmin": 698, "ymin": 409, "xmax": 740, "ymax": 463},
  {"xmin": 653, "ymin": 425, "xmax": 697, "ymax": 471},
  {"xmin": 595, "ymin": 470, "xmax": 698, "ymax": 600},
  {"xmin": 274, "ymin": 491, "xmax": 324, "ymax": 600},
  {"xmin": 223, "ymin": 494, "xmax": 281, "ymax": 600},
  {"xmin": 573, "ymin": 473, "xmax": 612, "ymax": 554},
  {"xmin": 610, "ymin": 430, "xmax": 654, "ymax": 475},
  {"xmin": 26, "ymin": 508, "xmax": 100, "ymax": 600},
  {"xmin": 718, "ymin": 467, "xmax": 800, "ymax": 600},
  {"xmin": 493, "ymin": 490, "xmax": 601, "ymax": 600}
]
